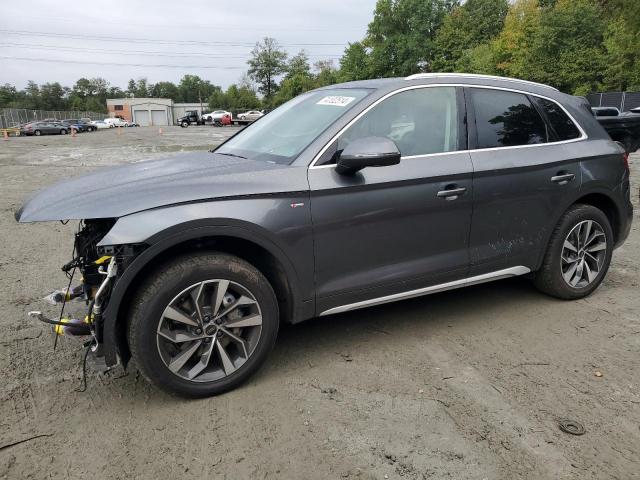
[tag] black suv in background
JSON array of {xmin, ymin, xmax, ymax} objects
[{"xmin": 17, "ymin": 73, "xmax": 632, "ymax": 397}]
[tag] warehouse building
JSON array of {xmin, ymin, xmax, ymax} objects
[{"xmin": 106, "ymin": 98, "xmax": 208, "ymax": 126}]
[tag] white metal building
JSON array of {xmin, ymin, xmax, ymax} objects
[
  {"xmin": 106, "ymin": 98, "xmax": 174, "ymax": 126},
  {"xmin": 107, "ymin": 98, "xmax": 209, "ymax": 126}
]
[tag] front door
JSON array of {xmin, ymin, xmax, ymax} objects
[{"xmin": 309, "ymin": 86, "xmax": 474, "ymax": 315}]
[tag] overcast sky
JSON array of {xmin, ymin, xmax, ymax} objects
[{"xmin": 0, "ymin": 0, "xmax": 375, "ymax": 90}]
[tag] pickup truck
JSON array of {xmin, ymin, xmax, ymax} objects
[
  {"xmin": 177, "ymin": 110, "xmax": 205, "ymax": 127},
  {"xmin": 592, "ymin": 107, "xmax": 640, "ymax": 153}
]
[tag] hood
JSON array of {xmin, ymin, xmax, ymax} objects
[{"xmin": 16, "ymin": 152, "xmax": 309, "ymax": 222}]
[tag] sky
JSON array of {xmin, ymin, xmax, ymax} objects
[{"xmin": 0, "ymin": 0, "xmax": 376, "ymax": 90}]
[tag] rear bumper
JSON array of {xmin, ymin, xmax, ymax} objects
[{"xmin": 615, "ymin": 181, "xmax": 633, "ymax": 248}]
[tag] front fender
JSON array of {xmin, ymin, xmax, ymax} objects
[{"xmin": 100, "ymin": 197, "xmax": 314, "ymax": 366}]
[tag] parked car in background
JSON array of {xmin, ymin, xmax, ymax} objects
[
  {"xmin": 63, "ymin": 119, "xmax": 97, "ymax": 132},
  {"xmin": 20, "ymin": 122, "xmax": 69, "ymax": 136},
  {"xmin": 591, "ymin": 107, "xmax": 621, "ymax": 117},
  {"xmin": 90, "ymin": 120, "xmax": 110, "ymax": 130},
  {"xmin": 238, "ymin": 110, "xmax": 264, "ymax": 121},
  {"xmin": 203, "ymin": 110, "xmax": 232, "ymax": 123},
  {"xmin": 16, "ymin": 73, "xmax": 632, "ymax": 397},
  {"xmin": 591, "ymin": 107, "xmax": 640, "ymax": 152},
  {"xmin": 104, "ymin": 117, "xmax": 129, "ymax": 128}
]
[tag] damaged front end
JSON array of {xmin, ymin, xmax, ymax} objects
[{"xmin": 29, "ymin": 219, "xmax": 141, "ymax": 370}]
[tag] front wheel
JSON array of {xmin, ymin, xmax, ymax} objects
[
  {"xmin": 181, "ymin": 121, "xmax": 189, "ymax": 128},
  {"xmin": 534, "ymin": 204, "xmax": 613, "ymax": 299},
  {"xmin": 34, "ymin": 130, "xmax": 41, "ymax": 136},
  {"xmin": 60, "ymin": 129, "xmax": 67, "ymax": 135},
  {"xmin": 128, "ymin": 253, "xmax": 279, "ymax": 397}
]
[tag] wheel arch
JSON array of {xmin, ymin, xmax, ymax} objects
[
  {"xmin": 103, "ymin": 224, "xmax": 304, "ymax": 367},
  {"xmin": 535, "ymin": 189, "xmax": 623, "ymax": 271}
]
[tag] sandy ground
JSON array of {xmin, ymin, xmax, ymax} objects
[{"xmin": 0, "ymin": 127, "xmax": 638, "ymax": 480}]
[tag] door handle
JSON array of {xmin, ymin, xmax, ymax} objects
[
  {"xmin": 437, "ymin": 186, "xmax": 467, "ymax": 200},
  {"xmin": 551, "ymin": 173, "xmax": 575, "ymax": 185}
]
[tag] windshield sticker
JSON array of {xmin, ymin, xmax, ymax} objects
[{"xmin": 316, "ymin": 96, "xmax": 356, "ymax": 107}]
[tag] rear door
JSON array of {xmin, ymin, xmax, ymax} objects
[
  {"xmin": 309, "ymin": 86, "xmax": 474, "ymax": 314},
  {"xmin": 466, "ymin": 87, "xmax": 584, "ymax": 275}
]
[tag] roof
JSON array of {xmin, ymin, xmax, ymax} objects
[{"xmin": 323, "ymin": 73, "xmax": 561, "ymax": 97}]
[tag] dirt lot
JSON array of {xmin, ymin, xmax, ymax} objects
[{"xmin": 0, "ymin": 127, "xmax": 638, "ymax": 479}]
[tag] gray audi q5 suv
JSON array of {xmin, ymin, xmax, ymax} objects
[{"xmin": 17, "ymin": 73, "xmax": 633, "ymax": 397}]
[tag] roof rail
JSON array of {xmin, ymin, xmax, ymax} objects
[{"xmin": 405, "ymin": 73, "xmax": 558, "ymax": 91}]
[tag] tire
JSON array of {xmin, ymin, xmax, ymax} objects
[
  {"xmin": 240, "ymin": 115, "xmax": 246, "ymax": 120},
  {"xmin": 534, "ymin": 204, "xmax": 613, "ymax": 299},
  {"xmin": 34, "ymin": 130, "xmax": 41, "ymax": 136},
  {"xmin": 181, "ymin": 121, "xmax": 189, "ymax": 128},
  {"xmin": 128, "ymin": 252, "xmax": 279, "ymax": 397},
  {"xmin": 60, "ymin": 129, "xmax": 67, "ymax": 135}
]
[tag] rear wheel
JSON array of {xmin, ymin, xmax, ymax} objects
[
  {"xmin": 534, "ymin": 204, "xmax": 613, "ymax": 299},
  {"xmin": 60, "ymin": 129, "xmax": 67, "ymax": 135},
  {"xmin": 128, "ymin": 253, "xmax": 279, "ymax": 397},
  {"xmin": 34, "ymin": 130, "xmax": 41, "ymax": 136}
]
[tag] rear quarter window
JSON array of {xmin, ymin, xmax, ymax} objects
[{"xmin": 534, "ymin": 98, "xmax": 582, "ymax": 141}]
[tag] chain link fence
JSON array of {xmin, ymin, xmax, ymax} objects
[
  {"xmin": 586, "ymin": 91, "xmax": 640, "ymax": 112},
  {"xmin": 0, "ymin": 108, "xmax": 106, "ymax": 129}
]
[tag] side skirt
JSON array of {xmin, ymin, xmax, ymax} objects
[{"xmin": 319, "ymin": 266, "xmax": 531, "ymax": 316}]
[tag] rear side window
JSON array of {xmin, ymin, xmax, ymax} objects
[
  {"xmin": 535, "ymin": 98, "xmax": 581, "ymax": 141},
  {"xmin": 471, "ymin": 88, "xmax": 548, "ymax": 148}
]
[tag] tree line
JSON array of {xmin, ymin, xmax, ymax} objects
[
  {"xmin": 337, "ymin": 0, "xmax": 639, "ymax": 96},
  {"xmin": 1, "ymin": 0, "xmax": 638, "ymax": 114}
]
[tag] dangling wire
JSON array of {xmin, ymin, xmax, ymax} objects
[
  {"xmin": 53, "ymin": 221, "xmax": 80, "ymax": 351},
  {"xmin": 76, "ymin": 341, "xmax": 92, "ymax": 393}
]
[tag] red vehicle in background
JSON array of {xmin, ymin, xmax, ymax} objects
[{"xmin": 214, "ymin": 113, "xmax": 232, "ymax": 127}]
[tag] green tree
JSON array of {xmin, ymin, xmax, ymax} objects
[
  {"xmin": 39, "ymin": 82, "xmax": 68, "ymax": 110},
  {"xmin": 339, "ymin": 42, "xmax": 371, "ymax": 81},
  {"xmin": 247, "ymin": 37, "xmax": 288, "ymax": 99},
  {"xmin": 0, "ymin": 83, "xmax": 18, "ymax": 108},
  {"xmin": 314, "ymin": 59, "xmax": 339, "ymax": 87},
  {"xmin": 177, "ymin": 74, "xmax": 217, "ymax": 103},
  {"xmin": 208, "ymin": 84, "xmax": 260, "ymax": 111},
  {"xmin": 287, "ymin": 50, "xmax": 311, "ymax": 78},
  {"xmin": 432, "ymin": 0, "xmax": 509, "ymax": 71},
  {"xmin": 149, "ymin": 81, "xmax": 180, "ymax": 100},
  {"xmin": 602, "ymin": 0, "xmax": 640, "ymax": 90},
  {"xmin": 364, "ymin": 0, "xmax": 458, "ymax": 77}
]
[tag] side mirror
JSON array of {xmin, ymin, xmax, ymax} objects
[{"xmin": 335, "ymin": 137, "xmax": 401, "ymax": 175}]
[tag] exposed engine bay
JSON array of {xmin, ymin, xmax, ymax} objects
[{"xmin": 28, "ymin": 219, "xmax": 140, "ymax": 376}]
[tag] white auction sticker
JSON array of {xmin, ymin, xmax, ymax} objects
[{"xmin": 316, "ymin": 96, "xmax": 356, "ymax": 107}]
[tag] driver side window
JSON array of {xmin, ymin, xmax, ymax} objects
[{"xmin": 336, "ymin": 86, "xmax": 459, "ymax": 160}]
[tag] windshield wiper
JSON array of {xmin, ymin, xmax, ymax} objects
[{"xmin": 216, "ymin": 152, "xmax": 247, "ymax": 159}]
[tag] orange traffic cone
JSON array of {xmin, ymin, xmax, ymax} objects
[{"xmin": 3, "ymin": 130, "xmax": 8, "ymax": 141}]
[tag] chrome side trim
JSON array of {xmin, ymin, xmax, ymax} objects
[
  {"xmin": 404, "ymin": 73, "xmax": 558, "ymax": 91},
  {"xmin": 318, "ymin": 266, "xmax": 531, "ymax": 316},
  {"xmin": 308, "ymin": 83, "xmax": 586, "ymax": 169}
]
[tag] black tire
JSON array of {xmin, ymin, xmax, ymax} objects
[
  {"xmin": 128, "ymin": 252, "xmax": 279, "ymax": 397},
  {"xmin": 60, "ymin": 129, "xmax": 67, "ymax": 135},
  {"xmin": 534, "ymin": 204, "xmax": 613, "ymax": 299},
  {"xmin": 34, "ymin": 130, "xmax": 41, "ymax": 136},
  {"xmin": 181, "ymin": 121, "xmax": 189, "ymax": 128}
]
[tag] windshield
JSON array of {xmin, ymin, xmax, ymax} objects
[{"xmin": 216, "ymin": 88, "xmax": 372, "ymax": 164}]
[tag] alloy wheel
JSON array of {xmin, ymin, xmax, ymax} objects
[
  {"xmin": 156, "ymin": 279, "xmax": 263, "ymax": 382},
  {"xmin": 561, "ymin": 220, "xmax": 607, "ymax": 288}
]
